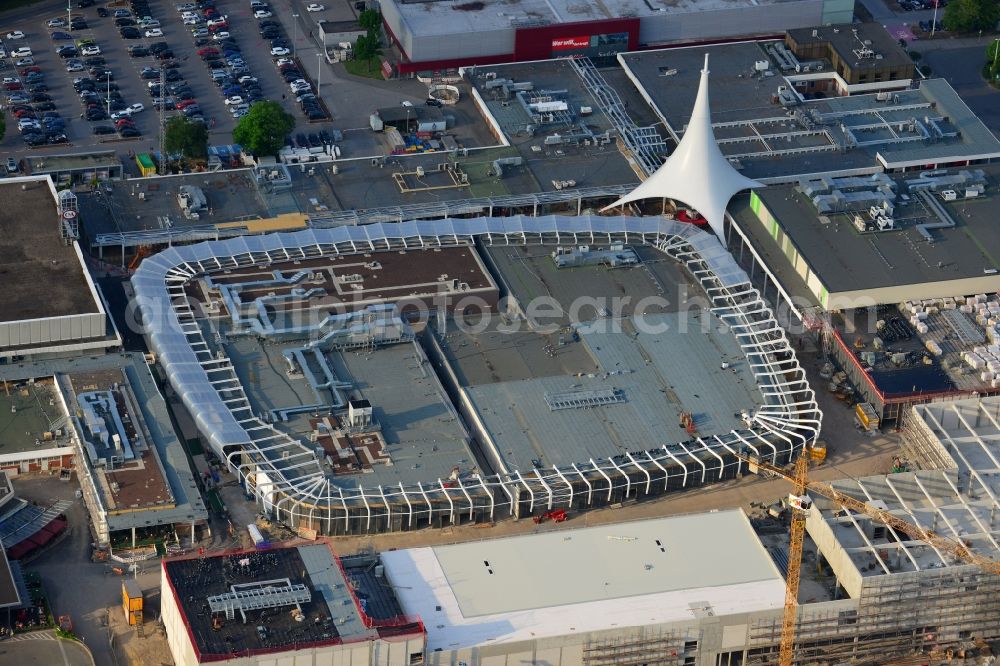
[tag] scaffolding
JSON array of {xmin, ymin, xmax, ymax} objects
[
  {"xmin": 745, "ymin": 567, "xmax": 1000, "ymax": 665},
  {"xmin": 583, "ymin": 632, "xmax": 688, "ymax": 665}
]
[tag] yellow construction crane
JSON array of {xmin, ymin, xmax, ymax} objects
[{"xmin": 735, "ymin": 449, "xmax": 1000, "ymax": 666}]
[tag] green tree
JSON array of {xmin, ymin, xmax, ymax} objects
[
  {"xmin": 987, "ymin": 39, "xmax": 1000, "ymax": 82},
  {"xmin": 358, "ymin": 8, "xmax": 381, "ymax": 33},
  {"xmin": 943, "ymin": 0, "xmax": 1000, "ymax": 33},
  {"xmin": 354, "ymin": 33, "xmax": 380, "ymax": 60},
  {"xmin": 232, "ymin": 100, "xmax": 295, "ymax": 157},
  {"xmin": 164, "ymin": 116, "xmax": 208, "ymax": 160}
]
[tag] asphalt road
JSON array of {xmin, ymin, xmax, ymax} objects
[{"xmin": 13, "ymin": 475, "xmax": 161, "ymax": 666}]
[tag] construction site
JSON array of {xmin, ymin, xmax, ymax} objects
[{"xmin": 0, "ymin": 20, "xmax": 999, "ymax": 665}]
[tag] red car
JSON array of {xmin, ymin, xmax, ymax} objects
[
  {"xmin": 197, "ymin": 47, "xmax": 219, "ymax": 56},
  {"xmin": 176, "ymin": 99, "xmax": 198, "ymax": 110},
  {"xmin": 20, "ymin": 66, "xmax": 41, "ymax": 75},
  {"xmin": 14, "ymin": 109, "xmax": 35, "ymax": 118},
  {"xmin": 4, "ymin": 82, "xmax": 23, "ymax": 91},
  {"xmin": 115, "ymin": 118, "xmax": 135, "ymax": 127},
  {"xmin": 207, "ymin": 22, "xmax": 227, "ymax": 32}
]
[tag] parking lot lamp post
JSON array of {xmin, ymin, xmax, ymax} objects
[
  {"xmin": 67, "ymin": 0, "xmax": 72, "ymax": 33},
  {"xmin": 292, "ymin": 14, "xmax": 299, "ymax": 57},
  {"xmin": 107, "ymin": 76, "xmax": 111, "ymax": 116},
  {"xmin": 930, "ymin": 0, "xmax": 939, "ymax": 37},
  {"xmin": 316, "ymin": 52, "xmax": 322, "ymax": 88}
]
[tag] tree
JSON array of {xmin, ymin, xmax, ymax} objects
[
  {"xmin": 358, "ymin": 8, "xmax": 381, "ymax": 33},
  {"xmin": 987, "ymin": 38, "xmax": 1000, "ymax": 83},
  {"xmin": 164, "ymin": 116, "xmax": 208, "ymax": 160},
  {"xmin": 943, "ymin": 0, "xmax": 1000, "ymax": 33},
  {"xmin": 232, "ymin": 100, "xmax": 295, "ymax": 157},
  {"xmin": 354, "ymin": 33, "xmax": 380, "ymax": 60}
]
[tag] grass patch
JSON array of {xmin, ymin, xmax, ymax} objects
[{"xmin": 344, "ymin": 58, "xmax": 383, "ymax": 80}]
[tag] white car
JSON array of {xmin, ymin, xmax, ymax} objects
[
  {"xmin": 253, "ymin": 9, "xmax": 272, "ymax": 18},
  {"xmin": 224, "ymin": 95, "xmax": 243, "ymax": 105},
  {"xmin": 47, "ymin": 18, "xmax": 66, "ymax": 28},
  {"xmin": 183, "ymin": 16, "xmax": 202, "ymax": 24},
  {"xmin": 206, "ymin": 17, "xmax": 227, "ymax": 27},
  {"xmin": 14, "ymin": 57, "xmax": 34, "ymax": 66},
  {"xmin": 175, "ymin": 2, "xmax": 196, "ymax": 10},
  {"xmin": 275, "ymin": 57, "xmax": 294, "ymax": 66},
  {"xmin": 212, "ymin": 31, "xmax": 230, "ymax": 40},
  {"xmin": 271, "ymin": 46, "xmax": 290, "ymax": 56},
  {"xmin": 81, "ymin": 45, "xmax": 101, "ymax": 56},
  {"xmin": 144, "ymin": 28, "xmax": 163, "ymax": 37},
  {"xmin": 5, "ymin": 31, "xmax": 25, "ymax": 40},
  {"xmin": 10, "ymin": 47, "xmax": 32, "ymax": 58},
  {"xmin": 305, "ymin": 4, "xmax": 325, "ymax": 11},
  {"xmin": 127, "ymin": 102, "xmax": 145, "ymax": 114}
]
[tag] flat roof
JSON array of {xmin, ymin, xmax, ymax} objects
[
  {"xmin": 744, "ymin": 173, "xmax": 1000, "ymax": 295},
  {"xmin": 0, "ymin": 180, "xmax": 101, "ymax": 323},
  {"xmin": 22, "ymin": 151, "xmax": 121, "ymax": 173},
  {"xmin": 787, "ymin": 23, "xmax": 914, "ymax": 71},
  {"xmin": 382, "ymin": 509, "xmax": 785, "ymax": 649},
  {"xmin": 0, "ymin": 381, "xmax": 73, "ymax": 457},
  {"xmin": 389, "ymin": 0, "xmax": 805, "ymax": 36},
  {"xmin": 619, "ymin": 45, "xmax": 1000, "ymax": 180},
  {"xmin": 190, "ymin": 245, "xmax": 497, "ymax": 315},
  {"xmin": 466, "ymin": 312, "xmax": 762, "ymax": 470},
  {"xmin": 226, "ymin": 338, "xmax": 475, "ymax": 489},
  {"xmin": 164, "ymin": 544, "xmax": 361, "ymax": 657},
  {"xmin": 0, "ymin": 354, "xmax": 208, "ymax": 532}
]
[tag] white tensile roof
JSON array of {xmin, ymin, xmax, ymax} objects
[{"xmin": 605, "ymin": 54, "xmax": 762, "ymax": 238}]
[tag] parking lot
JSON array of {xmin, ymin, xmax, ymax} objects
[
  {"xmin": 0, "ymin": 0, "xmax": 352, "ymax": 163},
  {"xmin": 3, "ymin": 0, "xmax": 550, "ymax": 170}
]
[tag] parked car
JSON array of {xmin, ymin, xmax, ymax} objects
[
  {"xmin": 5, "ymin": 31, "xmax": 25, "ymax": 40},
  {"xmin": 144, "ymin": 28, "xmax": 163, "ymax": 37},
  {"xmin": 10, "ymin": 47, "xmax": 32, "ymax": 58},
  {"xmin": 47, "ymin": 17, "xmax": 66, "ymax": 28},
  {"xmin": 81, "ymin": 45, "xmax": 101, "ymax": 56},
  {"xmin": 51, "ymin": 31, "xmax": 74, "ymax": 40},
  {"xmin": 305, "ymin": 3, "xmax": 324, "ymax": 11}
]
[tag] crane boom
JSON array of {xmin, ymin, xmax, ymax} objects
[
  {"xmin": 734, "ymin": 449, "xmax": 1000, "ymax": 666},
  {"xmin": 744, "ymin": 453, "xmax": 1000, "ymax": 577}
]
